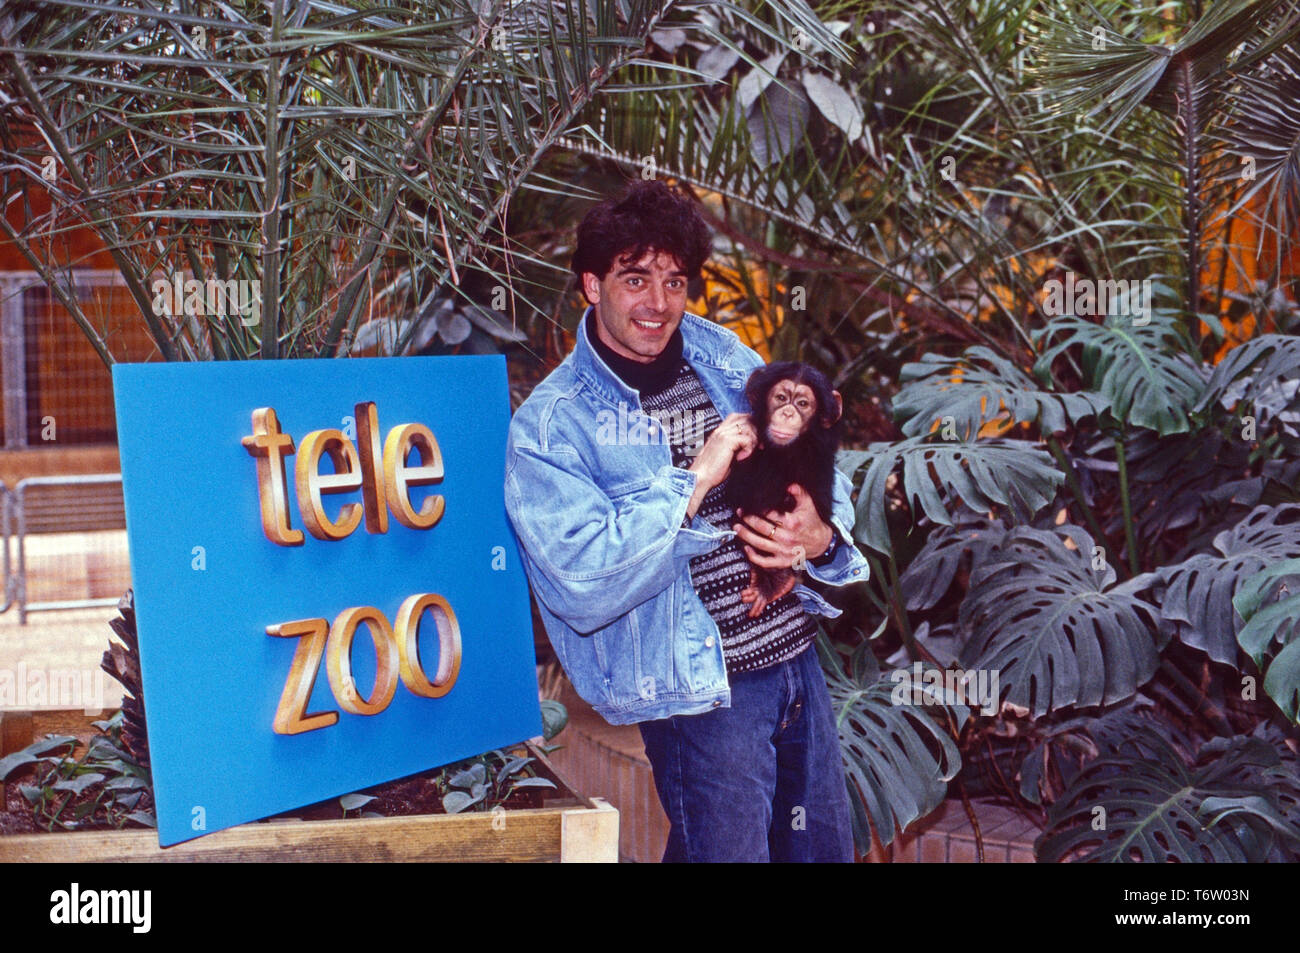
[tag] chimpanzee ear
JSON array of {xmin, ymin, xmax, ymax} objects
[{"xmin": 825, "ymin": 390, "xmax": 843, "ymax": 426}]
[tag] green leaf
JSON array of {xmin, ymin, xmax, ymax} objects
[
  {"xmin": 102, "ymin": 776, "xmax": 148, "ymax": 793},
  {"xmin": 1262, "ymin": 642, "xmax": 1300, "ymax": 725},
  {"xmin": 1196, "ymin": 334, "xmax": 1300, "ymax": 442},
  {"xmin": 435, "ymin": 309, "xmax": 472, "ymax": 346},
  {"xmin": 510, "ymin": 776, "xmax": 557, "ymax": 790},
  {"xmin": 339, "ymin": 793, "xmax": 377, "ymax": 811},
  {"xmin": 90, "ymin": 711, "xmax": 124, "ymax": 733},
  {"xmin": 86, "ymin": 736, "xmax": 131, "ymax": 762},
  {"xmin": 0, "ymin": 735, "xmax": 76, "ymax": 782},
  {"xmin": 746, "ymin": 74, "xmax": 809, "ymax": 168},
  {"xmin": 1201, "ymin": 795, "xmax": 1300, "ymax": 845},
  {"xmin": 843, "ymin": 436, "xmax": 1063, "ymax": 555},
  {"xmin": 448, "ymin": 763, "xmax": 488, "ymax": 790},
  {"xmin": 52, "ymin": 773, "xmax": 105, "ymax": 795},
  {"xmin": 819, "ymin": 634, "xmax": 961, "ymax": 851},
  {"xmin": 112, "ymin": 791, "xmax": 144, "ymax": 811},
  {"xmin": 1161, "ymin": 504, "xmax": 1300, "ymax": 665},
  {"xmin": 496, "ymin": 756, "xmax": 533, "ymax": 784},
  {"xmin": 1219, "ymin": 44, "xmax": 1300, "ymax": 246},
  {"xmin": 442, "ymin": 789, "xmax": 484, "ymax": 814},
  {"xmin": 800, "ymin": 70, "xmax": 864, "ymax": 140},
  {"xmin": 899, "ymin": 513, "xmax": 1007, "ymax": 611},
  {"xmin": 461, "ymin": 304, "xmax": 528, "ymax": 342},
  {"xmin": 1233, "ymin": 555, "xmax": 1300, "ymax": 722},
  {"xmin": 1038, "ymin": 729, "xmax": 1300, "ymax": 862},
  {"xmin": 540, "ymin": 698, "xmax": 568, "ymax": 740},
  {"xmin": 959, "ymin": 525, "xmax": 1165, "ymax": 717},
  {"xmin": 1033, "ymin": 309, "xmax": 1203, "ymax": 435},
  {"xmin": 1030, "ymin": 0, "xmax": 1276, "ymax": 133},
  {"xmin": 895, "ymin": 346, "xmax": 1107, "ymax": 439}
]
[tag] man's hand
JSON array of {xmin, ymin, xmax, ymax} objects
[
  {"xmin": 733, "ymin": 483, "xmax": 835, "ymax": 570},
  {"xmin": 684, "ymin": 413, "xmax": 757, "ymax": 518}
]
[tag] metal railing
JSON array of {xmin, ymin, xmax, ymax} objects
[
  {"xmin": 0, "ymin": 484, "xmax": 12, "ymax": 615},
  {"xmin": 6, "ymin": 473, "xmax": 128, "ymax": 623}
]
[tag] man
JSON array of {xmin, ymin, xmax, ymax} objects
[{"xmin": 504, "ymin": 179, "xmax": 870, "ymax": 862}]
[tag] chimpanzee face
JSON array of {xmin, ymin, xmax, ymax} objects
[{"xmin": 765, "ymin": 379, "xmax": 818, "ymax": 446}]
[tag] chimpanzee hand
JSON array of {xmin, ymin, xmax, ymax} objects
[{"xmin": 733, "ymin": 483, "xmax": 835, "ymax": 570}]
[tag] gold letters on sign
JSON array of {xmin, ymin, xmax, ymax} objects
[
  {"xmin": 244, "ymin": 402, "xmax": 461, "ymax": 736},
  {"xmin": 266, "ymin": 598, "xmax": 463, "ymax": 735},
  {"xmin": 241, "ymin": 400, "xmax": 444, "ymax": 544}
]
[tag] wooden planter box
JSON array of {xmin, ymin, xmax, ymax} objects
[{"xmin": 0, "ymin": 710, "xmax": 618, "ymax": 863}]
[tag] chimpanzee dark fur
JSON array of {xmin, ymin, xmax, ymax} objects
[{"xmin": 726, "ymin": 362, "xmax": 842, "ymax": 617}]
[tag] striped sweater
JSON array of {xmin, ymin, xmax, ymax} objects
[{"xmin": 639, "ymin": 361, "xmax": 816, "ymax": 674}]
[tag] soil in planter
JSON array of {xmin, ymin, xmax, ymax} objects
[
  {"xmin": 2, "ymin": 770, "xmax": 56, "ymax": 835},
  {"xmin": 266, "ymin": 754, "xmax": 549, "ymax": 824},
  {"xmin": 2, "ymin": 740, "xmax": 549, "ymax": 835},
  {"xmin": 1, "ymin": 726, "xmax": 153, "ymax": 836}
]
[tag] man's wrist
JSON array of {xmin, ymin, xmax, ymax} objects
[
  {"xmin": 808, "ymin": 526, "xmax": 839, "ymax": 567},
  {"xmin": 684, "ymin": 469, "xmax": 713, "ymax": 519}
]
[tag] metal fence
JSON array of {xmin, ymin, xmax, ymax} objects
[
  {"xmin": 0, "ymin": 473, "xmax": 129, "ymax": 623},
  {"xmin": 0, "ymin": 269, "xmax": 140, "ymax": 621},
  {"xmin": 0, "ymin": 269, "xmax": 142, "ymax": 448}
]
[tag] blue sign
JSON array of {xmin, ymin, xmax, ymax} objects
[{"xmin": 111, "ymin": 357, "xmax": 541, "ymax": 846}]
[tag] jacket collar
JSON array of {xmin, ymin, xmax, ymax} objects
[{"xmin": 571, "ymin": 304, "xmax": 740, "ymax": 406}]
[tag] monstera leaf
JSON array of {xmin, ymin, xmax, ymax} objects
[
  {"xmin": 894, "ymin": 346, "xmax": 1108, "ymax": 440},
  {"xmin": 1089, "ymin": 426, "xmax": 1260, "ymax": 555},
  {"xmin": 1032, "ymin": 309, "xmax": 1205, "ymax": 435},
  {"xmin": 839, "ymin": 437, "xmax": 1063, "ymax": 555},
  {"xmin": 1158, "ymin": 504, "xmax": 1300, "ymax": 665},
  {"xmin": 1017, "ymin": 700, "xmax": 1193, "ymax": 806},
  {"xmin": 958, "ymin": 525, "xmax": 1165, "ymax": 717},
  {"xmin": 1197, "ymin": 334, "xmax": 1300, "ymax": 417},
  {"xmin": 898, "ymin": 512, "xmax": 1008, "ymax": 611},
  {"xmin": 1233, "ymin": 557, "xmax": 1300, "ymax": 723},
  {"xmin": 1196, "ymin": 334, "xmax": 1300, "ymax": 453},
  {"xmin": 817, "ymin": 636, "xmax": 962, "ymax": 853},
  {"xmin": 1037, "ymin": 728, "xmax": 1300, "ymax": 862}
]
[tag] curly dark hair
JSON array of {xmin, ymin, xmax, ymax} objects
[{"xmin": 571, "ymin": 179, "xmax": 712, "ymax": 296}]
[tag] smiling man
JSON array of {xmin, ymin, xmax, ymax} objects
[{"xmin": 504, "ymin": 180, "xmax": 870, "ymax": 862}]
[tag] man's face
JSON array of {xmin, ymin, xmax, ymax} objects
[{"xmin": 582, "ymin": 249, "xmax": 689, "ymax": 364}]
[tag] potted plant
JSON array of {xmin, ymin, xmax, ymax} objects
[{"xmin": 1, "ymin": 593, "xmax": 617, "ymax": 863}]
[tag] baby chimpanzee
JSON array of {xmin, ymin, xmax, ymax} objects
[{"xmin": 726, "ymin": 361, "xmax": 843, "ymax": 618}]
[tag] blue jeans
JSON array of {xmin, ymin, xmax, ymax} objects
[{"xmin": 637, "ymin": 644, "xmax": 855, "ymax": 862}]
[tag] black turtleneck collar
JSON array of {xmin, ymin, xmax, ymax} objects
[{"xmin": 585, "ymin": 307, "xmax": 684, "ymax": 394}]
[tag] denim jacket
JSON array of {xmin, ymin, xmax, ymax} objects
[{"xmin": 504, "ymin": 308, "xmax": 871, "ymax": 725}]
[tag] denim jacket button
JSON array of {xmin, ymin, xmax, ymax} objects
[
  {"xmin": 704, "ymin": 635, "xmax": 715, "ymax": 648},
  {"xmin": 712, "ymin": 700, "xmax": 722, "ymax": 707}
]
